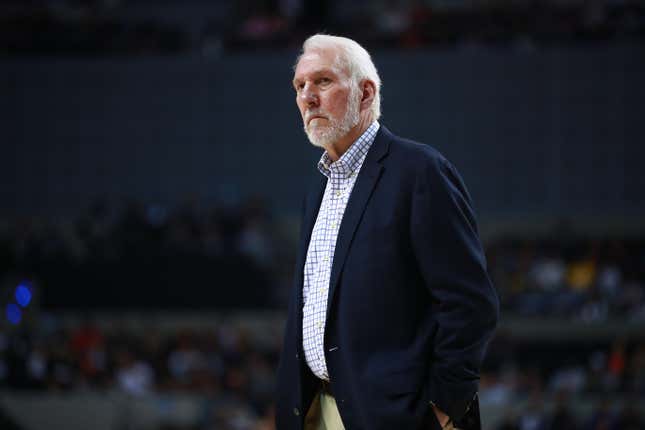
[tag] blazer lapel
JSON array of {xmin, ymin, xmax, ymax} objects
[
  {"xmin": 326, "ymin": 126, "xmax": 392, "ymax": 314},
  {"xmin": 295, "ymin": 174, "xmax": 327, "ymax": 310}
]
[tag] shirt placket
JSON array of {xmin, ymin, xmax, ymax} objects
[
  {"xmin": 302, "ymin": 122, "xmax": 379, "ymax": 381},
  {"xmin": 316, "ymin": 178, "xmax": 336, "ymax": 377},
  {"xmin": 316, "ymin": 172, "xmax": 341, "ymax": 378}
]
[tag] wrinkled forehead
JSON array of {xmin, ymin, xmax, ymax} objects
[{"xmin": 294, "ymin": 48, "xmax": 349, "ymax": 79}]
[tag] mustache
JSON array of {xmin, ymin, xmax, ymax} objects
[{"xmin": 305, "ymin": 111, "xmax": 328, "ymax": 123}]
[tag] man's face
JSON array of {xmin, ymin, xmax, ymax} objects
[{"xmin": 293, "ymin": 48, "xmax": 360, "ymax": 148}]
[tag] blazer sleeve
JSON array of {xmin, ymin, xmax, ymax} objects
[{"xmin": 409, "ymin": 155, "xmax": 499, "ymax": 422}]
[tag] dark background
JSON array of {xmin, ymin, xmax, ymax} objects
[
  {"xmin": 2, "ymin": 47, "xmax": 644, "ymax": 218},
  {"xmin": 1, "ymin": 1, "xmax": 645, "ymax": 429}
]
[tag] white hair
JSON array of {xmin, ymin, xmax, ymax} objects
[{"xmin": 297, "ymin": 34, "xmax": 382, "ymax": 120}]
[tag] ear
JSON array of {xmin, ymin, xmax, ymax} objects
[{"xmin": 359, "ymin": 79, "xmax": 376, "ymax": 112}]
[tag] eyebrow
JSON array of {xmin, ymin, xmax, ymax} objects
[{"xmin": 293, "ymin": 68, "xmax": 336, "ymax": 86}]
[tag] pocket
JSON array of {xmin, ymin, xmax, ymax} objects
[
  {"xmin": 376, "ymin": 364, "xmax": 426, "ymax": 396},
  {"xmin": 425, "ymin": 405, "xmax": 443, "ymax": 430}
]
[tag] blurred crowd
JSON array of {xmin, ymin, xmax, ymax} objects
[
  {"xmin": 1, "ymin": 314, "xmax": 644, "ymax": 430},
  {"xmin": 493, "ymin": 396, "xmax": 644, "ymax": 430},
  {"xmin": 483, "ymin": 332, "xmax": 645, "ymax": 430},
  {"xmin": 2, "ymin": 204, "xmax": 644, "ymax": 430},
  {"xmin": 488, "ymin": 234, "xmax": 645, "ymax": 321},
  {"xmin": 1, "ymin": 0, "xmax": 644, "ymax": 56},
  {"xmin": 1, "ymin": 319, "xmax": 279, "ymax": 429},
  {"xmin": 0, "ymin": 197, "xmax": 290, "ymax": 309},
  {"xmin": 1, "ymin": 198, "xmax": 644, "ymax": 428},
  {"xmin": 2, "ymin": 198, "xmax": 645, "ymax": 319}
]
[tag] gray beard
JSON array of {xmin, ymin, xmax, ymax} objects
[{"xmin": 305, "ymin": 89, "xmax": 361, "ymax": 149}]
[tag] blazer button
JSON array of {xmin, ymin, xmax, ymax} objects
[
  {"xmin": 295, "ymin": 353, "xmax": 299, "ymax": 359},
  {"xmin": 293, "ymin": 407, "xmax": 300, "ymax": 416}
]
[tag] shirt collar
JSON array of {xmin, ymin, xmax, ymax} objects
[{"xmin": 317, "ymin": 121, "xmax": 380, "ymax": 178}]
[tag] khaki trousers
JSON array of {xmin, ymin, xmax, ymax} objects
[
  {"xmin": 304, "ymin": 391, "xmax": 346, "ymax": 430},
  {"xmin": 304, "ymin": 391, "xmax": 460, "ymax": 430}
]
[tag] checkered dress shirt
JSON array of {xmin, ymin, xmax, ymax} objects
[{"xmin": 302, "ymin": 121, "xmax": 380, "ymax": 381}]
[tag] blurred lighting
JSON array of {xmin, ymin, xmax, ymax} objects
[
  {"xmin": 15, "ymin": 283, "xmax": 32, "ymax": 307},
  {"xmin": 6, "ymin": 304, "xmax": 22, "ymax": 325}
]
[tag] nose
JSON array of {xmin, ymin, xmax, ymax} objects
[{"xmin": 299, "ymin": 83, "xmax": 319, "ymax": 108}]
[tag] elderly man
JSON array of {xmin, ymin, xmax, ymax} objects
[{"xmin": 276, "ymin": 35, "xmax": 499, "ymax": 430}]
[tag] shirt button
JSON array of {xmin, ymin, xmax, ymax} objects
[
  {"xmin": 293, "ymin": 407, "xmax": 300, "ymax": 416},
  {"xmin": 336, "ymin": 191, "xmax": 341, "ymax": 197}
]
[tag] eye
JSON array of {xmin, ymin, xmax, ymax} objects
[{"xmin": 318, "ymin": 77, "xmax": 331, "ymax": 85}]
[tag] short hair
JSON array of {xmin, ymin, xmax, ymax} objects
[{"xmin": 298, "ymin": 34, "xmax": 382, "ymax": 120}]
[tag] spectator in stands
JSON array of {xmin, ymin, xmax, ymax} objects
[
  {"xmin": 115, "ymin": 349, "xmax": 154, "ymax": 396},
  {"xmin": 547, "ymin": 392, "xmax": 579, "ymax": 430}
]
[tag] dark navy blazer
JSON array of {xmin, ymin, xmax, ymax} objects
[{"xmin": 276, "ymin": 126, "xmax": 499, "ymax": 430}]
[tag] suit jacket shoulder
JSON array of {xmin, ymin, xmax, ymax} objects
[{"xmin": 378, "ymin": 127, "xmax": 456, "ymax": 176}]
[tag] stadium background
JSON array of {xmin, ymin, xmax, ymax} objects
[{"xmin": 1, "ymin": 0, "xmax": 644, "ymax": 429}]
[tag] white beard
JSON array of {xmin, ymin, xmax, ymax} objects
[{"xmin": 304, "ymin": 86, "xmax": 361, "ymax": 149}]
